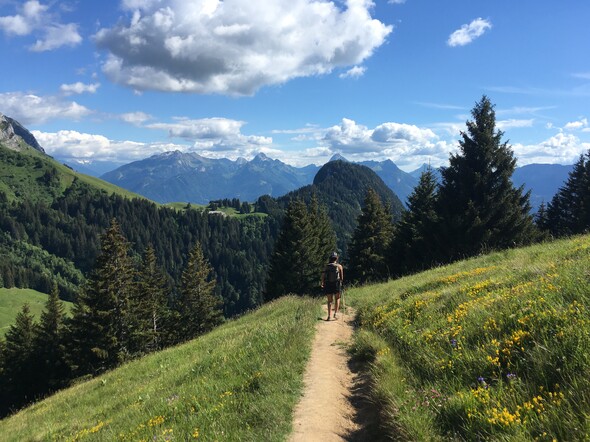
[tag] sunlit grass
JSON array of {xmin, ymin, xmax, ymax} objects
[
  {"xmin": 348, "ymin": 236, "xmax": 590, "ymax": 441},
  {"xmin": 0, "ymin": 288, "xmax": 72, "ymax": 336},
  {"xmin": 0, "ymin": 296, "xmax": 320, "ymax": 441}
]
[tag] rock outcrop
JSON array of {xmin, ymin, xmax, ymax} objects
[{"xmin": 0, "ymin": 113, "xmax": 45, "ymax": 153}]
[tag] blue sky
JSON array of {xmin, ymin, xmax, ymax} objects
[{"xmin": 0, "ymin": 0, "xmax": 589, "ymax": 171}]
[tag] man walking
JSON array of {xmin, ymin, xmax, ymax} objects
[{"xmin": 321, "ymin": 252, "xmax": 344, "ymax": 321}]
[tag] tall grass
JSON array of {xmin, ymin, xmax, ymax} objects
[
  {"xmin": 0, "ymin": 296, "xmax": 320, "ymax": 441},
  {"xmin": 348, "ymin": 236, "xmax": 590, "ymax": 441}
]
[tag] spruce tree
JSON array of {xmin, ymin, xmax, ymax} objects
[
  {"xmin": 34, "ymin": 282, "xmax": 70, "ymax": 393},
  {"xmin": 177, "ymin": 241, "xmax": 223, "ymax": 341},
  {"xmin": 348, "ymin": 188, "xmax": 394, "ymax": 283},
  {"xmin": 68, "ymin": 218, "xmax": 135, "ymax": 375},
  {"xmin": 265, "ymin": 198, "xmax": 336, "ymax": 300},
  {"xmin": 389, "ymin": 168, "xmax": 440, "ymax": 276},
  {"xmin": 437, "ymin": 96, "xmax": 535, "ymax": 260},
  {"xmin": 546, "ymin": 151, "xmax": 590, "ymax": 236},
  {"xmin": 1, "ymin": 304, "xmax": 37, "ymax": 411},
  {"xmin": 134, "ymin": 245, "xmax": 171, "ymax": 352},
  {"xmin": 309, "ymin": 194, "xmax": 338, "ymax": 286}
]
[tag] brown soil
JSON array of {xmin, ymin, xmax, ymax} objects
[{"xmin": 289, "ymin": 304, "xmax": 379, "ymax": 442}]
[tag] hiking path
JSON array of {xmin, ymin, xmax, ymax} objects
[{"xmin": 289, "ymin": 304, "xmax": 376, "ymax": 442}]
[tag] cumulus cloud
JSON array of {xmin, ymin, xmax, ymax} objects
[
  {"xmin": 94, "ymin": 0, "xmax": 392, "ymax": 95},
  {"xmin": 447, "ymin": 18, "xmax": 491, "ymax": 47},
  {"xmin": 513, "ymin": 132, "xmax": 590, "ymax": 166},
  {"xmin": 32, "ymin": 129, "xmax": 183, "ymax": 163},
  {"xmin": 60, "ymin": 82, "xmax": 101, "ymax": 96},
  {"xmin": 0, "ymin": 92, "xmax": 91, "ymax": 125},
  {"xmin": 564, "ymin": 118, "xmax": 588, "ymax": 130},
  {"xmin": 146, "ymin": 117, "xmax": 272, "ymax": 153},
  {"xmin": 0, "ymin": 1, "xmax": 82, "ymax": 51}
]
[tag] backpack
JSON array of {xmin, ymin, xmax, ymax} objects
[{"xmin": 325, "ymin": 262, "xmax": 340, "ymax": 283}]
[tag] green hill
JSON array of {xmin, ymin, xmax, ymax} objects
[
  {"xmin": 2, "ymin": 236, "xmax": 589, "ymax": 440},
  {"xmin": 0, "ymin": 296, "xmax": 319, "ymax": 441},
  {"xmin": 0, "ymin": 143, "xmax": 145, "ymax": 204},
  {"xmin": 278, "ymin": 160, "xmax": 405, "ymax": 254},
  {"xmin": 0, "ymin": 288, "xmax": 72, "ymax": 336},
  {"xmin": 347, "ymin": 234, "xmax": 590, "ymax": 441}
]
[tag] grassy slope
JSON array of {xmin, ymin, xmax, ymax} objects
[
  {"xmin": 0, "ymin": 143, "xmax": 145, "ymax": 203},
  {"xmin": 0, "ymin": 288, "xmax": 72, "ymax": 336},
  {"xmin": 348, "ymin": 235, "xmax": 590, "ymax": 441},
  {"xmin": 0, "ymin": 296, "xmax": 320, "ymax": 441}
]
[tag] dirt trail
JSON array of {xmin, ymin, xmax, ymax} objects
[{"xmin": 289, "ymin": 304, "xmax": 375, "ymax": 442}]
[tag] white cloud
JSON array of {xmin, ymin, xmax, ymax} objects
[
  {"xmin": 94, "ymin": 0, "xmax": 392, "ymax": 95},
  {"xmin": 321, "ymin": 118, "xmax": 441, "ymax": 161},
  {"xmin": 513, "ymin": 133, "xmax": 590, "ymax": 166},
  {"xmin": 497, "ymin": 119, "xmax": 534, "ymax": 130},
  {"xmin": 339, "ymin": 65, "xmax": 366, "ymax": 79},
  {"xmin": 32, "ymin": 129, "xmax": 184, "ymax": 163},
  {"xmin": 60, "ymin": 82, "xmax": 101, "ymax": 96},
  {"xmin": 447, "ymin": 18, "xmax": 491, "ymax": 47},
  {"xmin": 0, "ymin": 1, "xmax": 82, "ymax": 51},
  {"xmin": 388, "ymin": 0, "xmax": 405, "ymax": 3},
  {"xmin": 146, "ymin": 117, "xmax": 272, "ymax": 153},
  {"xmin": 564, "ymin": 118, "xmax": 588, "ymax": 130},
  {"xmin": 0, "ymin": 92, "xmax": 91, "ymax": 125},
  {"xmin": 30, "ymin": 22, "xmax": 82, "ymax": 51},
  {"xmin": 120, "ymin": 111, "xmax": 154, "ymax": 125}
]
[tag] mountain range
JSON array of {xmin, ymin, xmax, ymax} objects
[
  {"xmin": 97, "ymin": 150, "xmax": 572, "ymax": 211},
  {"xmin": 0, "ymin": 112, "xmax": 574, "ymax": 210}
]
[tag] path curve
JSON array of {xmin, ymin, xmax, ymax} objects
[{"xmin": 289, "ymin": 305, "xmax": 367, "ymax": 441}]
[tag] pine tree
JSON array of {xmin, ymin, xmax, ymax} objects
[
  {"xmin": 389, "ymin": 168, "xmax": 440, "ymax": 276},
  {"xmin": 546, "ymin": 151, "xmax": 590, "ymax": 236},
  {"xmin": 265, "ymin": 198, "xmax": 336, "ymax": 300},
  {"xmin": 1, "ymin": 304, "xmax": 37, "ymax": 411},
  {"xmin": 34, "ymin": 282, "xmax": 70, "ymax": 393},
  {"xmin": 437, "ymin": 96, "xmax": 535, "ymax": 260},
  {"xmin": 309, "ymin": 194, "xmax": 338, "ymax": 286},
  {"xmin": 177, "ymin": 241, "xmax": 223, "ymax": 341},
  {"xmin": 68, "ymin": 218, "xmax": 135, "ymax": 375},
  {"xmin": 133, "ymin": 245, "xmax": 171, "ymax": 352},
  {"xmin": 348, "ymin": 188, "xmax": 394, "ymax": 283}
]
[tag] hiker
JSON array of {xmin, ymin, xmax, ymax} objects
[{"xmin": 321, "ymin": 251, "xmax": 344, "ymax": 321}]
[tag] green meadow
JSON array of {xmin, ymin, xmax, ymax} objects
[
  {"xmin": 3, "ymin": 236, "xmax": 590, "ymax": 441},
  {"xmin": 348, "ymin": 235, "xmax": 590, "ymax": 441},
  {"xmin": 0, "ymin": 296, "xmax": 319, "ymax": 441}
]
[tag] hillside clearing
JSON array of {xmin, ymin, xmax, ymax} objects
[{"xmin": 0, "ymin": 288, "xmax": 72, "ymax": 336}]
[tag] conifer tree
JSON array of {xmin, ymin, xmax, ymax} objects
[
  {"xmin": 309, "ymin": 194, "xmax": 338, "ymax": 284},
  {"xmin": 546, "ymin": 151, "xmax": 590, "ymax": 236},
  {"xmin": 134, "ymin": 245, "xmax": 171, "ymax": 352},
  {"xmin": 1, "ymin": 304, "xmax": 37, "ymax": 411},
  {"xmin": 348, "ymin": 188, "xmax": 394, "ymax": 283},
  {"xmin": 68, "ymin": 218, "xmax": 135, "ymax": 375},
  {"xmin": 265, "ymin": 198, "xmax": 336, "ymax": 299},
  {"xmin": 34, "ymin": 282, "xmax": 70, "ymax": 393},
  {"xmin": 437, "ymin": 96, "xmax": 535, "ymax": 260},
  {"xmin": 177, "ymin": 241, "xmax": 223, "ymax": 341},
  {"xmin": 389, "ymin": 168, "xmax": 440, "ymax": 276}
]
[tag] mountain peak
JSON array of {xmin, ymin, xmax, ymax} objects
[
  {"xmin": 253, "ymin": 152, "xmax": 271, "ymax": 162},
  {"xmin": 329, "ymin": 153, "xmax": 348, "ymax": 162},
  {"xmin": 0, "ymin": 113, "xmax": 45, "ymax": 153}
]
